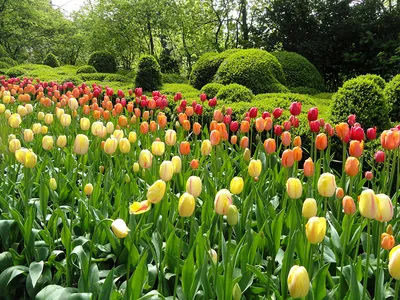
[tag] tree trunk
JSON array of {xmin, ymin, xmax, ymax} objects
[
  {"xmin": 147, "ymin": 17, "xmax": 154, "ymax": 55},
  {"xmin": 241, "ymin": 0, "xmax": 249, "ymax": 47}
]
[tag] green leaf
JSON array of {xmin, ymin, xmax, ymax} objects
[
  {"xmin": 0, "ymin": 265, "xmax": 29, "ymax": 292},
  {"xmin": 312, "ymin": 263, "xmax": 330, "ymax": 300},
  {"xmin": 182, "ymin": 249, "xmax": 195, "ymax": 298},
  {"xmin": 99, "ymin": 268, "xmax": 115, "ymax": 299},
  {"xmin": 29, "ymin": 261, "xmax": 44, "ymax": 288}
]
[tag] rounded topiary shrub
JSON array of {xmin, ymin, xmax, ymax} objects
[
  {"xmin": 135, "ymin": 55, "xmax": 162, "ymax": 91},
  {"xmin": 215, "ymin": 49, "xmax": 286, "ymax": 95},
  {"xmin": 0, "ymin": 57, "xmax": 17, "ymax": 67},
  {"xmin": 79, "ymin": 73, "xmax": 107, "ymax": 82},
  {"xmin": 43, "ymin": 53, "xmax": 60, "ymax": 68},
  {"xmin": 201, "ymin": 83, "xmax": 224, "ymax": 99},
  {"xmin": 6, "ymin": 67, "xmax": 27, "ymax": 78},
  {"xmin": 357, "ymin": 74, "xmax": 386, "ymax": 90},
  {"xmin": 104, "ymin": 74, "xmax": 129, "ymax": 82},
  {"xmin": 331, "ymin": 76, "xmax": 390, "ymax": 130},
  {"xmin": 216, "ymin": 83, "xmax": 254, "ymax": 103},
  {"xmin": 384, "ymin": 74, "xmax": 400, "ymax": 121},
  {"xmin": 76, "ymin": 65, "xmax": 97, "ymax": 74},
  {"xmin": 88, "ymin": 51, "xmax": 117, "ymax": 73},
  {"xmin": 189, "ymin": 49, "xmax": 240, "ymax": 90},
  {"xmin": 272, "ymin": 51, "xmax": 325, "ymax": 91}
]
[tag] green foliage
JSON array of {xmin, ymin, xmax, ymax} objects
[
  {"xmin": 384, "ymin": 74, "xmax": 400, "ymax": 121},
  {"xmin": 103, "ymin": 74, "xmax": 129, "ymax": 82},
  {"xmin": 61, "ymin": 76, "xmax": 82, "ymax": 85},
  {"xmin": 159, "ymin": 47, "xmax": 180, "ymax": 74},
  {"xmin": 289, "ymin": 86, "xmax": 321, "ymax": 95},
  {"xmin": 135, "ymin": 55, "xmax": 162, "ymax": 91},
  {"xmin": 162, "ymin": 73, "xmax": 188, "ymax": 84},
  {"xmin": 0, "ymin": 57, "xmax": 17, "ymax": 67},
  {"xmin": 200, "ymin": 83, "xmax": 224, "ymax": 99},
  {"xmin": 189, "ymin": 50, "xmax": 240, "ymax": 89},
  {"xmin": 161, "ymin": 83, "xmax": 200, "ymax": 101},
  {"xmin": 272, "ymin": 51, "xmax": 325, "ymax": 91},
  {"xmin": 215, "ymin": 83, "xmax": 254, "ymax": 103},
  {"xmin": 88, "ymin": 51, "xmax": 117, "ymax": 73},
  {"xmin": 0, "ymin": 44, "xmax": 8, "ymax": 58},
  {"xmin": 356, "ymin": 74, "xmax": 386, "ymax": 90},
  {"xmin": 79, "ymin": 73, "xmax": 107, "ymax": 82},
  {"xmin": 6, "ymin": 67, "xmax": 27, "ymax": 78},
  {"xmin": 0, "ymin": 62, "xmax": 10, "ymax": 70},
  {"xmin": 76, "ymin": 65, "xmax": 97, "ymax": 74},
  {"xmin": 43, "ymin": 53, "xmax": 60, "ymax": 68},
  {"xmin": 331, "ymin": 76, "xmax": 390, "ymax": 130},
  {"xmin": 215, "ymin": 49, "xmax": 286, "ymax": 94}
]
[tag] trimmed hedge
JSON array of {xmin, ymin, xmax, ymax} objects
[
  {"xmin": 43, "ymin": 53, "xmax": 60, "ymax": 68},
  {"xmin": 135, "ymin": 55, "xmax": 162, "ymax": 91},
  {"xmin": 384, "ymin": 74, "xmax": 400, "ymax": 121},
  {"xmin": 189, "ymin": 49, "xmax": 240, "ymax": 89},
  {"xmin": 331, "ymin": 76, "xmax": 390, "ymax": 130},
  {"xmin": 6, "ymin": 67, "xmax": 27, "ymax": 78},
  {"xmin": 201, "ymin": 83, "xmax": 224, "ymax": 99},
  {"xmin": 0, "ymin": 57, "xmax": 17, "ymax": 67},
  {"xmin": 76, "ymin": 65, "xmax": 97, "ymax": 74},
  {"xmin": 88, "ymin": 51, "xmax": 117, "ymax": 73},
  {"xmin": 272, "ymin": 51, "xmax": 325, "ymax": 91},
  {"xmin": 357, "ymin": 74, "xmax": 386, "ymax": 90},
  {"xmin": 104, "ymin": 74, "xmax": 129, "ymax": 82},
  {"xmin": 79, "ymin": 73, "xmax": 108, "ymax": 82},
  {"xmin": 61, "ymin": 76, "xmax": 82, "ymax": 86},
  {"xmin": 215, "ymin": 49, "xmax": 286, "ymax": 94},
  {"xmin": 162, "ymin": 73, "xmax": 188, "ymax": 84},
  {"xmin": 216, "ymin": 83, "xmax": 254, "ymax": 103}
]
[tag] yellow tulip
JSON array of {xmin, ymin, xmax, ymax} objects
[
  {"xmin": 68, "ymin": 98, "xmax": 79, "ymax": 110},
  {"xmin": 73, "ymin": 134, "xmax": 89, "ymax": 155},
  {"xmin": 172, "ymin": 156, "xmax": 182, "ymax": 173},
  {"xmin": 201, "ymin": 139, "xmax": 212, "ymax": 156},
  {"xmin": 55, "ymin": 108, "xmax": 64, "ymax": 119},
  {"xmin": 186, "ymin": 176, "xmax": 202, "ymax": 198},
  {"xmin": 359, "ymin": 189, "xmax": 377, "ymax": 219},
  {"xmin": 227, "ymin": 205, "xmax": 239, "ymax": 226},
  {"xmin": 302, "ymin": 198, "xmax": 317, "ymax": 219},
  {"xmin": 317, "ymin": 173, "xmax": 336, "ymax": 197},
  {"xmin": 32, "ymin": 123, "xmax": 41, "ymax": 134},
  {"xmin": 230, "ymin": 177, "xmax": 244, "ymax": 194},
  {"xmin": 286, "ymin": 178, "xmax": 303, "ymax": 199},
  {"xmin": 17, "ymin": 105, "xmax": 27, "ymax": 117},
  {"xmin": 37, "ymin": 111, "xmax": 45, "ymax": 120},
  {"xmin": 15, "ymin": 148, "xmax": 28, "ymax": 164},
  {"xmin": 44, "ymin": 113, "xmax": 53, "ymax": 125},
  {"xmin": 118, "ymin": 138, "xmax": 131, "ymax": 153},
  {"xmin": 0, "ymin": 103, "xmax": 5, "ymax": 113},
  {"xmin": 41, "ymin": 126, "xmax": 48, "ymax": 134},
  {"xmin": 159, "ymin": 161, "xmax": 174, "ymax": 182},
  {"xmin": 111, "ymin": 219, "xmax": 130, "ymax": 238},
  {"xmin": 2, "ymin": 91, "xmax": 10, "ymax": 103},
  {"xmin": 375, "ymin": 193, "xmax": 393, "ymax": 222},
  {"xmin": 178, "ymin": 192, "xmax": 196, "ymax": 217},
  {"xmin": 165, "ymin": 129, "xmax": 177, "ymax": 146},
  {"xmin": 129, "ymin": 200, "xmax": 151, "ymax": 214},
  {"xmin": 49, "ymin": 178, "xmax": 57, "ymax": 191},
  {"xmin": 8, "ymin": 113, "xmax": 21, "ymax": 128},
  {"xmin": 80, "ymin": 117, "xmax": 90, "ymax": 131},
  {"xmin": 287, "ymin": 265, "xmax": 310, "ymax": 298},
  {"xmin": 132, "ymin": 162, "xmax": 140, "ymax": 173},
  {"xmin": 128, "ymin": 131, "xmax": 137, "ymax": 143},
  {"xmin": 42, "ymin": 135, "xmax": 54, "ymax": 150},
  {"xmin": 139, "ymin": 149, "xmax": 153, "ymax": 169},
  {"xmin": 243, "ymin": 148, "xmax": 251, "ymax": 162},
  {"xmin": 106, "ymin": 122, "xmax": 114, "ymax": 134},
  {"xmin": 248, "ymin": 159, "xmax": 262, "ymax": 177},
  {"xmin": 151, "ymin": 141, "xmax": 165, "ymax": 156},
  {"xmin": 104, "ymin": 137, "xmax": 118, "ymax": 155},
  {"xmin": 305, "ymin": 217, "xmax": 326, "ymax": 244},
  {"xmin": 214, "ymin": 189, "xmax": 232, "ymax": 215},
  {"xmin": 60, "ymin": 114, "xmax": 71, "ymax": 127},
  {"xmin": 112, "ymin": 129, "xmax": 124, "ymax": 141},
  {"xmin": 57, "ymin": 135, "xmax": 67, "ymax": 148},
  {"xmin": 91, "ymin": 121, "xmax": 104, "ymax": 136},
  {"xmin": 8, "ymin": 134, "xmax": 16, "ymax": 142},
  {"xmin": 9, "ymin": 138, "xmax": 21, "ymax": 153},
  {"xmin": 147, "ymin": 180, "xmax": 166, "ymax": 204},
  {"xmin": 24, "ymin": 150, "xmax": 37, "ymax": 168},
  {"xmin": 389, "ymin": 246, "xmax": 400, "ymax": 280},
  {"xmin": 25, "ymin": 104, "xmax": 33, "ymax": 114},
  {"xmin": 84, "ymin": 183, "xmax": 93, "ymax": 196}
]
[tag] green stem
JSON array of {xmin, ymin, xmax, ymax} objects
[
  {"xmin": 395, "ymin": 149, "xmax": 400, "ymax": 216},
  {"xmin": 395, "ymin": 280, "xmax": 399, "ymax": 300},
  {"xmin": 362, "ymin": 219, "xmax": 371, "ymax": 300},
  {"xmin": 374, "ymin": 222, "xmax": 384, "ymax": 300},
  {"xmin": 338, "ymin": 215, "xmax": 351, "ymax": 299},
  {"xmin": 173, "ymin": 218, "xmax": 184, "ymax": 300}
]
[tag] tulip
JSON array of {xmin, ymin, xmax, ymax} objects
[
  {"xmin": 345, "ymin": 157, "xmax": 359, "ymax": 177},
  {"xmin": 24, "ymin": 150, "xmax": 37, "ymax": 168},
  {"xmin": 8, "ymin": 113, "xmax": 21, "ymax": 128},
  {"xmin": 255, "ymin": 118, "xmax": 265, "ymax": 132},
  {"xmin": 147, "ymin": 180, "xmax": 166, "ymax": 204},
  {"xmin": 302, "ymin": 198, "xmax": 317, "ymax": 219},
  {"xmin": 129, "ymin": 200, "xmax": 151, "ymax": 214},
  {"xmin": 68, "ymin": 98, "xmax": 79, "ymax": 110},
  {"xmin": 56, "ymin": 108, "xmax": 64, "ymax": 119},
  {"xmin": 374, "ymin": 150, "xmax": 385, "ymax": 163},
  {"xmin": 44, "ymin": 113, "xmax": 53, "ymax": 125},
  {"xmin": 381, "ymin": 233, "xmax": 395, "ymax": 250},
  {"xmin": 57, "ymin": 135, "xmax": 67, "ymax": 148},
  {"xmin": 159, "ymin": 161, "xmax": 174, "ymax": 182},
  {"xmin": 42, "ymin": 135, "xmax": 54, "ymax": 150},
  {"xmin": 179, "ymin": 141, "xmax": 190, "ymax": 155},
  {"xmin": 73, "ymin": 134, "xmax": 89, "ymax": 155},
  {"xmin": 366, "ymin": 127, "xmax": 377, "ymax": 140},
  {"xmin": 317, "ymin": 173, "xmax": 336, "ymax": 197},
  {"xmin": 104, "ymin": 137, "xmax": 118, "ymax": 155},
  {"xmin": 17, "ymin": 105, "xmax": 27, "ymax": 117},
  {"xmin": 91, "ymin": 121, "xmax": 104, "ymax": 137},
  {"xmin": 359, "ymin": 189, "xmax": 377, "ymax": 219},
  {"xmin": 32, "ymin": 123, "xmax": 41, "ymax": 134},
  {"xmin": 193, "ymin": 122, "xmax": 201, "ymax": 135},
  {"xmin": 15, "ymin": 148, "xmax": 28, "ymax": 164},
  {"xmin": 381, "ymin": 130, "xmax": 400, "ymax": 150},
  {"xmin": 365, "ymin": 171, "xmax": 373, "ymax": 180},
  {"xmin": 243, "ymin": 148, "xmax": 251, "ymax": 162},
  {"xmin": 286, "ymin": 178, "xmax": 303, "ymax": 199},
  {"xmin": 9, "ymin": 139, "xmax": 21, "ymax": 153},
  {"xmin": 240, "ymin": 136, "xmax": 249, "ymax": 149},
  {"xmin": 289, "ymin": 102, "xmax": 302, "ymax": 116},
  {"xmin": 293, "ymin": 146, "xmax": 302, "ymax": 162},
  {"xmin": 293, "ymin": 136, "xmax": 302, "ymax": 147},
  {"xmin": 128, "ymin": 131, "xmax": 137, "ymax": 143},
  {"xmin": 214, "ymin": 189, "xmax": 233, "ymax": 215},
  {"xmin": 119, "ymin": 138, "xmax": 131, "ymax": 153},
  {"xmin": 264, "ymin": 138, "xmax": 276, "ymax": 154},
  {"xmin": 210, "ymin": 130, "xmax": 221, "ymax": 146},
  {"xmin": 375, "ymin": 194, "xmax": 393, "ymax": 222},
  {"xmin": 282, "ymin": 149, "xmax": 294, "ymax": 168},
  {"xmin": 60, "ymin": 114, "xmax": 72, "ymax": 127},
  {"xmin": 304, "ymin": 158, "xmax": 315, "ymax": 177},
  {"xmin": 348, "ymin": 114, "xmax": 356, "ymax": 126},
  {"xmin": 342, "ymin": 196, "xmax": 356, "ymax": 215},
  {"xmin": 84, "ymin": 183, "xmax": 93, "ymax": 195},
  {"xmin": 309, "ymin": 121, "xmax": 320, "ymax": 133},
  {"xmin": 231, "ymin": 135, "xmax": 238, "ymax": 145},
  {"xmin": 336, "ymin": 187, "xmax": 344, "ymax": 199},
  {"xmin": 186, "ymin": 176, "xmax": 202, "ymax": 198},
  {"xmin": 308, "ymin": 107, "xmax": 318, "ymax": 121},
  {"xmin": 273, "ymin": 107, "xmax": 283, "ymax": 119},
  {"xmin": 111, "ymin": 219, "xmax": 130, "ymax": 238},
  {"xmin": 171, "ymin": 156, "xmax": 182, "ymax": 173},
  {"xmin": 315, "ymin": 133, "xmax": 327, "ymax": 150},
  {"xmin": 230, "ymin": 121, "xmax": 239, "ymax": 132},
  {"xmin": 230, "ymin": 177, "xmax": 244, "ymax": 194},
  {"xmin": 281, "ymin": 131, "xmax": 291, "ymax": 147},
  {"xmin": 178, "ymin": 192, "xmax": 196, "ymax": 217},
  {"xmin": 240, "ymin": 121, "xmax": 250, "ymax": 133},
  {"xmin": 335, "ymin": 123, "xmax": 350, "ymax": 141},
  {"xmin": 41, "ymin": 126, "xmax": 48, "ymax": 135},
  {"xmin": 274, "ymin": 125, "xmax": 283, "ymax": 136},
  {"xmin": 287, "ymin": 265, "xmax": 310, "ymax": 298},
  {"xmin": 132, "ymin": 162, "xmax": 140, "ymax": 173},
  {"xmin": 201, "ymin": 139, "xmax": 212, "ymax": 156},
  {"xmin": 139, "ymin": 149, "xmax": 153, "ymax": 169},
  {"xmin": 227, "ymin": 205, "xmax": 239, "ymax": 226},
  {"xmin": 306, "ymin": 217, "xmax": 326, "ymax": 244},
  {"xmin": 190, "ymin": 159, "xmax": 199, "ymax": 170},
  {"xmin": 389, "ymin": 246, "xmax": 400, "ymax": 280},
  {"xmin": 0, "ymin": 104, "xmax": 4, "ymax": 113},
  {"xmin": 49, "ymin": 178, "xmax": 57, "ymax": 191},
  {"xmin": 350, "ymin": 126, "xmax": 364, "ymax": 141},
  {"xmin": 80, "ymin": 117, "xmax": 90, "ymax": 131},
  {"xmin": 233, "ymin": 283, "xmax": 241, "ymax": 300},
  {"xmin": 349, "ymin": 140, "xmax": 363, "ymax": 158},
  {"xmin": 248, "ymin": 159, "xmax": 262, "ymax": 177}
]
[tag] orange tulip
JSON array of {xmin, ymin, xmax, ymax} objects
[
  {"xmin": 282, "ymin": 149, "xmax": 294, "ymax": 168},
  {"xmin": 345, "ymin": 157, "xmax": 359, "ymax": 177},
  {"xmin": 157, "ymin": 113, "xmax": 167, "ymax": 128},
  {"xmin": 381, "ymin": 233, "xmax": 395, "ymax": 250},
  {"xmin": 240, "ymin": 136, "xmax": 249, "ymax": 149},
  {"xmin": 140, "ymin": 122, "xmax": 149, "ymax": 134},
  {"xmin": 303, "ymin": 158, "xmax": 314, "ymax": 177},
  {"xmin": 213, "ymin": 110, "xmax": 223, "ymax": 122},
  {"xmin": 150, "ymin": 121, "xmax": 157, "ymax": 132},
  {"xmin": 142, "ymin": 110, "xmax": 150, "ymax": 120},
  {"xmin": 349, "ymin": 140, "xmax": 364, "ymax": 158},
  {"xmin": 342, "ymin": 196, "xmax": 356, "ymax": 215},
  {"xmin": 264, "ymin": 117, "xmax": 273, "ymax": 131},
  {"xmin": 118, "ymin": 115, "xmax": 128, "ymax": 127},
  {"xmin": 178, "ymin": 113, "xmax": 187, "ymax": 124},
  {"xmin": 293, "ymin": 146, "xmax": 302, "ymax": 162},
  {"xmin": 293, "ymin": 136, "xmax": 302, "ymax": 147},
  {"xmin": 335, "ymin": 123, "xmax": 349, "ymax": 141},
  {"xmin": 180, "ymin": 141, "xmax": 190, "ymax": 155},
  {"xmin": 240, "ymin": 121, "xmax": 250, "ymax": 133},
  {"xmin": 182, "ymin": 120, "xmax": 191, "ymax": 131},
  {"xmin": 210, "ymin": 120, "xmax": 218, "ymax": 131},
  {"xmin": 193, "ymin": 122, "xmax": 201, "ymax": 135},
  {"xmin": 210, "ymin": 130, "xmax": 221, "ymax": 146},
  {"xmin": 336, "ymin": 187, "xmax": 344, "ymax": 199},
  {"xmin": 281, "ymin": 131, "xmax": 291, "ymax": 147},
  {"xmin": 255, "ymin": 117, "xmax": 265, "ymax": 132},
  {"xmin": 315, "ymin": 133, "xmax": 328, "ymax": 150},
  {"xmin": 190, "ymin": 159, "xmax": 199, "ymax": 169},
  {"xmin": 230, "ymin": 135, "xmax": 238, "ymax": 145},
  {"xmin": 264, "ymin": 138, "xmax": 276, "ymax": 154},
  {"xmin": 218, "ymin": 123, "xmax": 229, "ymax": 141},
  {"xmin": 381, "ymin": 130, "xmax": 400, "ymax": 150}
]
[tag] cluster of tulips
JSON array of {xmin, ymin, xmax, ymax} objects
[{"xmin": 0, "ymin": 76, "xmax": 400, "ymax": 299}]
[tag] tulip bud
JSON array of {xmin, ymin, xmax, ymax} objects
[
  {"xmin": 178, "ymin": 192, "xmax": 196, "ymax": 217},
  {"xmin": 41, "ymin": 125, "xmax": 48, "ymax": 134},
  {"xmin": 132, "ymin": 163, "xmax": 140, "ymax": 173},
  {"xmin": 286, "ymin": 178, "xmax": 303, "ymax": 199},
  {"xmin": 172, "ymin": 156, "xmax": 182, "ymax": 173},
  {"xmin": 345, "ymin": 157, "xmax": 359, "ymax": 177},
  {"xmin": 375, "ymin": 194, "xmax": 393, "ymax": 222},
  {"xmin": 190, "ymin": 159, "xmax": 199, "ymax": 170},
  {"xmin": 111, "ymin": 219, "xmax": 130, "ymax": 238},
  {"xmin": 227, "ymin": 205, "xmax": 239, "ymax": 226},
  {"xmin": 209, "ymin": 249, "xmax": 218, "ymax": 264},
  {"xmin": 282, "ymin": 149, "xmax": 294, "ymax": 168},
  {"xmin": 233, "ymin": 283, "xmax": 242, "ymax": 300},
  {"xmin": 147, "ymin": 180, "xmax": 166, "ymax": 204},
  {"xmin": 139, "ymin": 149, "xmax": 153, "ymax": 169},
  {"xmin": 159, "ymin": 161, "xmax": 174, "ymax": 182},
  {"xmin": 73, "ymin": 134, "xmax": 89, "ymax": 155},
  {"xmin": 302, "ymin": 198, "xmax": 317, "ymax": 219},
  {"xmin": 84, "ymin": 183, "xmax": 93, "ymax": 196},
  {"xmin": 60, "ymin": 113, "xmax": 72, "ymax": 127},
  {"xmin": 303, "ymin": 158, "xmax": 315, "ymax": 177},
  {"xmin": 264, "ymin": 138, "xmax": 276, "ymax": 154},
  {"xmin": 165, "ymin": 129, "xmax": 177, "ymax": 146},
  {"xmin": 243, "ymin": 148, "xmax": 251, "ymax": 162},
  {"xmin": 201, "ymin": 139, "xmax": 212, "ymax": 156},
  {"xmin": 186, "ymin": 176, "xmax": 202, "ymax": 198},
  {"xmin": 288, "ymin": 265, "xmax": 310, "ymax": 298},
  {"xmin": 8, "ymin": 113, "xmax": 21, "ymax": 128},
  {"xmin": 248, "ymin": 159, "xmax": 262, "ymax": 177},
  {"xmin": 80, "ymin": 117, "xmax": 90, "ymax": 131},
  {"xmin": 129, "ymin": 200, "xmax": 151, "ymax": 214},
  {"xmin": 387, "ymin": 224, "xmax": 393, "ymax": 235},
  {"xmin": 118, "ymin": 138, "xmax": 131, "ymax": 153},
  {"xmin": 381, "ymin": 233, "xmax": 395, "ymax": 250},
  {"xmin": 306, "ymin": 217, "xmax": 326, "ymax": 244},
  {"xmin": 214, "ymin": 189, "xmax": 233, "ymax": 215},
  {"xmin": 317, "ymin": 173, "xmax": 336, "ymax": 197},
  {"xmin": 49, "ymin": 178, "xmax": 57, "ymax": 191},
  {"xmin": 336, "ymin": 187, "xmax": 344, "ymax": 199},
  {"xmin": 32, "ymin": 123, "xmax": 41, "ymax": 134},
  {"xmin": 128, "ymin": 131, "xmax": 137, "ymax": 143},
  {"xmin": 57, "ymin": 135, "xmax": 67, "ymax": 148},
  {"xmin": 359, "ymin": 189, "xmax": 377, "ymax": 219},
  {"xmin": 9, "ymin": 138, "xmax": 21, "ymax": 153},
  {"xmin": 365, "ymin": 171, "xmax": 373, "ymax": 181},
  {"xmin": 389, "ymin": 246, "xmax": 400, "ymax": 279},
  {"xmin": 342, "ymin": 196, "xmax": 356, "ymax": 215},
  {"xmin": 375, "ymin": 151, "xmax": 385, "ymax": 163},
  {"xmin": 42, "ymin": 135, "xmax": 54, "ymax": 150},
  {"xmin": 230, "ymin": 177, "xmax": 244, "ymax": 194}
]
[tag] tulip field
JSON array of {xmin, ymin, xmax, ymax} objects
[{"xmin": 0, "ymin": 77, "xmax": 400, "ymax": 300}]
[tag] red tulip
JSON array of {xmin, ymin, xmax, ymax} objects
[
  {"xmin": 308, "ymin": 107, "xmax": 318, "ymax": 121},
  {"xmin": 194, "ymin": 104, "xmax": 203, "ymax": 115},
  {"xmin": 226, "ymin": 107, "xmax": 233, "ymax": 115},
  {"xmin": 230, "ymin": 121, "xmax": 239, "ymax": 132},
  {"xmin": 181, "ymin": 100, "xmax": 187, "ymax": 108},
  {"xmin": 135, "ymin": 87, "xmax": 142, "ymax": 97},
  {"xmin": 324, "ymin": 123, "xmax": 334, "ymax": 136},
  {"xmin": 365, "ymin": 171, "xmax": 373, "ymax": 180},
  {"xmin": 262, "ymin": 111, "xmax": 270, "ymax": 119},
  {"xmin": 289, "ymin": 102, "xmax": 302, "ymax": 116},
  {"xmin": 200, "ymin": 93, "xmax": 207, "ymax": 102},
  {"xmin": 117, "ymin": 89, "xmax": 124, "ymax": 98},
  {"xmin": 128, "ymin": 89, "xmax": 133, "ymax": 96},
  {"xmin": 249, "ymin": 107, "xmax": 258, "ymax": 118},
  {"xmin": 223, "ymin": 115, "xmax": 231, "ymax": 124},
  {"xmin": 291, "ymin": 116, "xmax": 299, "ymax": 128},
  {"xmin": 209, "ymin": 98, "xmax": 217, "ymax": 107},
  {"xmin": 375, "ymin": 151, "xmax": 385, "ymax": 163},
  {"xmin": 283, "ymin": 121, "xmax": 291, "ymax": 131},
  {"xmin": 175, "ymin": 92, "xmax": 182, "ymax": 101},
  {"xmin": 274, "ymin": 125, "xmax": 283, "ymax": 136},
  {"xmin": 350, "ymin": 126, "xmax": 364, "ymax": 141},
  {"xmin": 273, "ymin": 108, "xmax": 284, "ymax": 119},
  {"xmin": 348, "ymin": 114, "xmax": 356, "ymax": 126},
  {"xmin": 367, "ymin": 127, "xmax": 377, "ymax": 140},
  {"xmin": 309, "ymin": 121, "xmax": 320, "ymax": 133}
]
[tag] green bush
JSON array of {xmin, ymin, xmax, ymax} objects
[
  {"xmin": 357, "ymin": 74, "xmax": 386, "ymax": 90},
  {"xmin": 76, "ymin": 65, "xmax": 97, "ymax": 74},
  {"xmin": 61, "ymin": 76, "xmax": 82, "ymax": 86},
  {"xmin": 162, "ymin": 73, "xmax": 188, "ymax": 84},
  {"xmin": 43, "ymin": 53, "xmax": 60, "ymax": 68},
  {"xmin": 201, "ymin": 83, "xmax": 224, "ymax": 98},
  {"xmin": 6, "ymin": 67, "xmax": 27, "ymax": 78},
  {"xmin": 289, "ymin": 86, "xmax": 320, "ymax": 95},
  {"xmin": 79, "ymin": 73, "xmax": 108, "ymax": 82},
  {"xmin": 189, "ymin": 49, "xmax": 240, "ymax": 90},
  {"xmin": 216, "ymin": 83, "xmax": 254, "ymax": 103},
  {"xmin": 0, "ymin": 62, "xmax": 10, "ymax": 70},
  {"xmin": 104, "ymin": 74, "xmax": 129, "ymax": 82},
  {"xmin": 88, "ymin": 51, "xmax": 117, "ymax": 73},
  {"xmin": 331, "ymin": 76, "xmax": 390, "ymax": 130},
  {"xmin": 135, "ymin": 55, "xmax": 162, "ymax": 91},
  {"xmin": 0, "ymin": 57, "xmax": 17, "ymax": 67},
  {"xmin": 384, "ymin": 74, "xmax": 400, "ymax": 121},
  {"xmin": 272, "ymin": 51, "xmax": 325, "ymax": 91},
  {"xmin": 215, "ymin": 49, "xmax": 286, "ymax": 94},
  {"xmin": 0, "ymin": 45, "xmax": 8, "ymax": 58}
]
